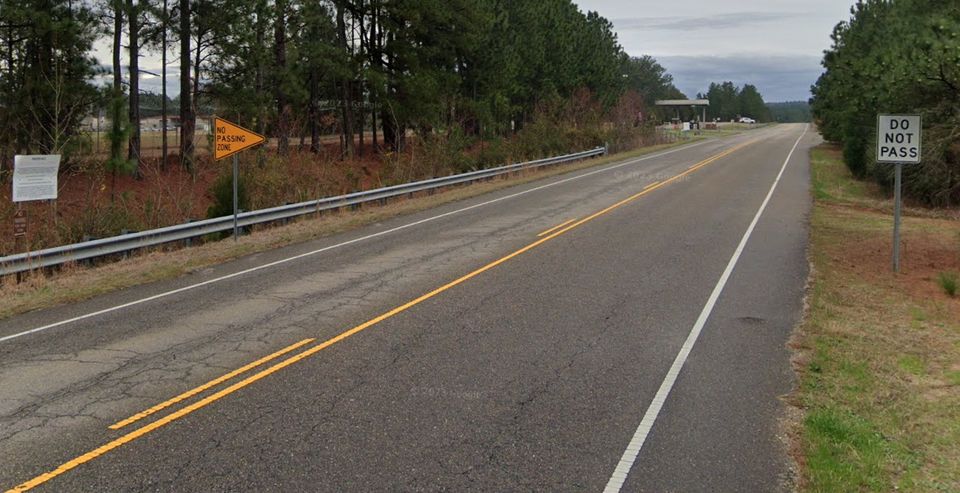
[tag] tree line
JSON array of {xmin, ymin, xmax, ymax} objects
[
  {"xmin": 0, "ymin": 0, "xmax": 687, "ymax": 179},
  {"xmin": 811, "ymin": 0, "xmax": 960, "ymax": 205},
  {"xmin": 699, "ymin": 81, "xmax": 771, "ymax": 122},
  {"xmin": 767, "ymin": 101, "xmax": 811, "ymax": 123}
]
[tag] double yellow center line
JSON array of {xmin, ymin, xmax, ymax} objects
[
  {"xmin": 537, "ymin": 219, "xmax": 576, "ymax": 237},
  {"xmin": 7, "ymin": 139, "xmax": 754, "ymax": 492},
  {"xmin": 108, "ymin": 338, "xmax": 316, "ymax": 430}
]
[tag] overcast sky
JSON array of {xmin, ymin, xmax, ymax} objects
[{"xmin": 574, "ymin": 0, "xmax": 857, "ymax": 102}]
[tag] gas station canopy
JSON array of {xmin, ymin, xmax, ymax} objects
[
  {"xmin": 655, "ymin": 99, "xmax": 710, "ymax": 123},
  {"xmin": 654, "ymin": 99, "xmax": 710, "ymax": 107}
]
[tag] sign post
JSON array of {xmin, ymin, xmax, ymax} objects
[
  {"xmin": 893, "ymin": 162, "xmax": 902, "ymax": 273},
  {"xmin": 214, "ymin": 117, "xmax": 265, "ymax": 240},
  {"xmin": 233, "ymin": 155, "xmax": 239, "ymax": 241},
  {"xmin": 877, "ymin": 114, "xmax": 921, "ymax": 273},
  {"xmin": 12, "ymin": 207, "xmax": 27, "ymax": 282}
]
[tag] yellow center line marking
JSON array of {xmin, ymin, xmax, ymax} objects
[
  {"xmin": 108, "ymin": 338, "xmax": 316, "ymax": 430},
  {"xmin": 6, "ymin": 140, "xmax": 756, "ymax": 493},
  {"xmin": 537, "ymin": 219, "xmax": 576, "ymax": 237},
  {"xmin": 643, "ymin": 180, "xmax": 662, "ymax": 191}
]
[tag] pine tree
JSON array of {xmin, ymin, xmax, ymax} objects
[
  {"xmin": 178, "ymin": 0, "xmax": 194, "ymax": 170},
  {"xmin": 0, "ymin": 0, "xmax": 98, "ymax": 159}
]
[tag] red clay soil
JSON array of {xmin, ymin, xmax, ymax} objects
[{"xmin": 828, "ymin": 206, "xmax": 960, "ymax": 319}]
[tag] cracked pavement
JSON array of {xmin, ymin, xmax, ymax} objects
[{"xmin": 0, "ymin": 125, "xmax": 813, "ymax": 491}]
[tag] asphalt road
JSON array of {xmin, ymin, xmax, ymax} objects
[{"xmin": 0, "ymin": 124, "xmax": 816, "ymax": 492}]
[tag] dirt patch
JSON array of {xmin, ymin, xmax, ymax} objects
[
  {"xmin": 823, "ymin": 207, "xmax": 960, "ymax": 319},
  {"xmin": 818, "ymin": 209, "xmax": 959, "ymax": 341}
]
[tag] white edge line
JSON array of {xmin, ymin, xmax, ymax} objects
[
  {"xmin": 602, "ymin": 124, "xmax": 809, "ymax": 493},
  {"xmin": 1, "ymin": 139, "xmax": 724, "ymax": 344}
]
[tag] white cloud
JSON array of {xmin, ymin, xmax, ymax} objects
[{"xmin": 575, "ymin": 0, "xmax": 857, "ymax": 101}]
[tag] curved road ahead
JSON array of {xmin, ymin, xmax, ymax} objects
[{"xmin": 1, "ymin": 124, "xmax": 815, "ymax": 492}]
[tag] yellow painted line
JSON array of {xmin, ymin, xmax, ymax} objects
[
  {"xmin": 5, "ymin": 140, "xmax": 755, "ymax": 493},
  {"xmin": 108, "ymin": 338, "xmax": 316, "ymax": 430},
  {"xmin": 537, "ymin": 219, "xmax": 576, "ymax": 237},
  {"xmin": 643, "ymin": 181, "xmax": 662, "ymax": 191}
]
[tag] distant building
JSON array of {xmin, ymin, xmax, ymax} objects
[
  {"xmin": 139, "ymin": 116, "xmax": 172, "ymax": 132},
  {"xmin": 80, "ymin": 115, "xmax": 106, "ymax": 132},
  {"xmin": 84, "ymin": 115, "xmax": 214, "ymax": 133}
]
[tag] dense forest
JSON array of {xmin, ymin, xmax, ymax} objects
[
  {"xmin": 0, "ymin": 0, "xmax": 688, "ymax": 178},
  {"xmin": 811, "ymin": 0, "xmax": 960, "ymax": 205},
  {"xmin": 698, "ymin": 81, "xmax": 771, "ymax": 122},
  {"xmin": 767, "ymin": 101, "xmax": 811, "ymax": 123}
]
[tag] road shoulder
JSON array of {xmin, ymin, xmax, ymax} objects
[{"xmin": 790, "ymin": 143, "xmax": 960, "ymax": 491}]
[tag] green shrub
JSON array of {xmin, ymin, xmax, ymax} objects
[
  {"xmin": 512, "ymin": 119, "xmax": 570, "ymax": 160},
  {"xmin": 937, "ymin": 271, "xmax": 958, "ymax": 297},
  {"xmin": 476, "ymin": 138, "xmax": 510, "ymax": 168},
  {"xmin": 842, "ymin": 133, "xmax": 869, "ymax": 179},
  {"xmin": 206, "ymin": 168, "xmax": 248, "ymax": 219},
  {"xmin": 245, "ymin": 155, "xmax": 291, "ymax": 209},
  {"xmin": 415, "ymin": 129, "xmax": 477, "ymax": 176}
]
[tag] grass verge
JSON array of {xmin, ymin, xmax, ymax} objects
[
  {"xmin": 0, "ymin": 133, "xmax": 734, "ymax": 321},
  {"xmin": 791, "ymin": 144, "xmax": 960, "ymax": 492}
]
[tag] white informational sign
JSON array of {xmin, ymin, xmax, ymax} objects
[
  {"xmin": 12, "ymin": 154, "xmax": 61, "ymax": 202},
  {"xmin": 877, "ymin": 115, "xmax": 921, "ymax": 164}
]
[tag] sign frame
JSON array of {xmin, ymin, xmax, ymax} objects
[
  {"xmin": 12, "ymin": 154, "xmax": 61, "ymax": 202},
  {"xmin": 876, "ymin": 114, "xmax": 922, "ymax": 164},
  {"xmin": 214, "ymin": 117, "xmax": 266, "ymax": 161}
]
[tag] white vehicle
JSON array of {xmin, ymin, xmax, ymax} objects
[{"xmin": 738, "ymin": 117, "xmax": 756, "ymax": 124}]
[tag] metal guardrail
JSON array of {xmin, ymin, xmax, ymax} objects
[{"xmin": 1, "ymin": 147, "xmax": 606, "ymax": 276}]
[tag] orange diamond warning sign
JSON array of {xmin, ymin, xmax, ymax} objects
[{"xmin": 214, "ymin": 117, "xmax": 265, "ymax": 160}]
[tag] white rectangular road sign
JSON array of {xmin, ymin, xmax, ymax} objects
[
  {"xmin": 12, "ymin": 154, "xmax": 61, "ymax": 202},
  {"xmin": 877, "ymin": 114, "xmax": 921, "ymax": 164}
]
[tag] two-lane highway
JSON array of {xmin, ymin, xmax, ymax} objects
[{"xmin": 1, "ymin": 124, "xmax": 815, "ymax": 491}]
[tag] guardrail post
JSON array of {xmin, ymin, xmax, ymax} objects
[
  {"xmin": 238, "ymin": 210, "xmax": 247, "ymax": 235},
  {"xmin": 185, "ymin": 219, "xmax": 194, "ymax": 247},
  {"xmin": 120, "ymin": 230, "xmax": 131, "ymax": 259},
  {"xmin": 81, "ymin": 235, "xmax": 96, "ymax": 267}
]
